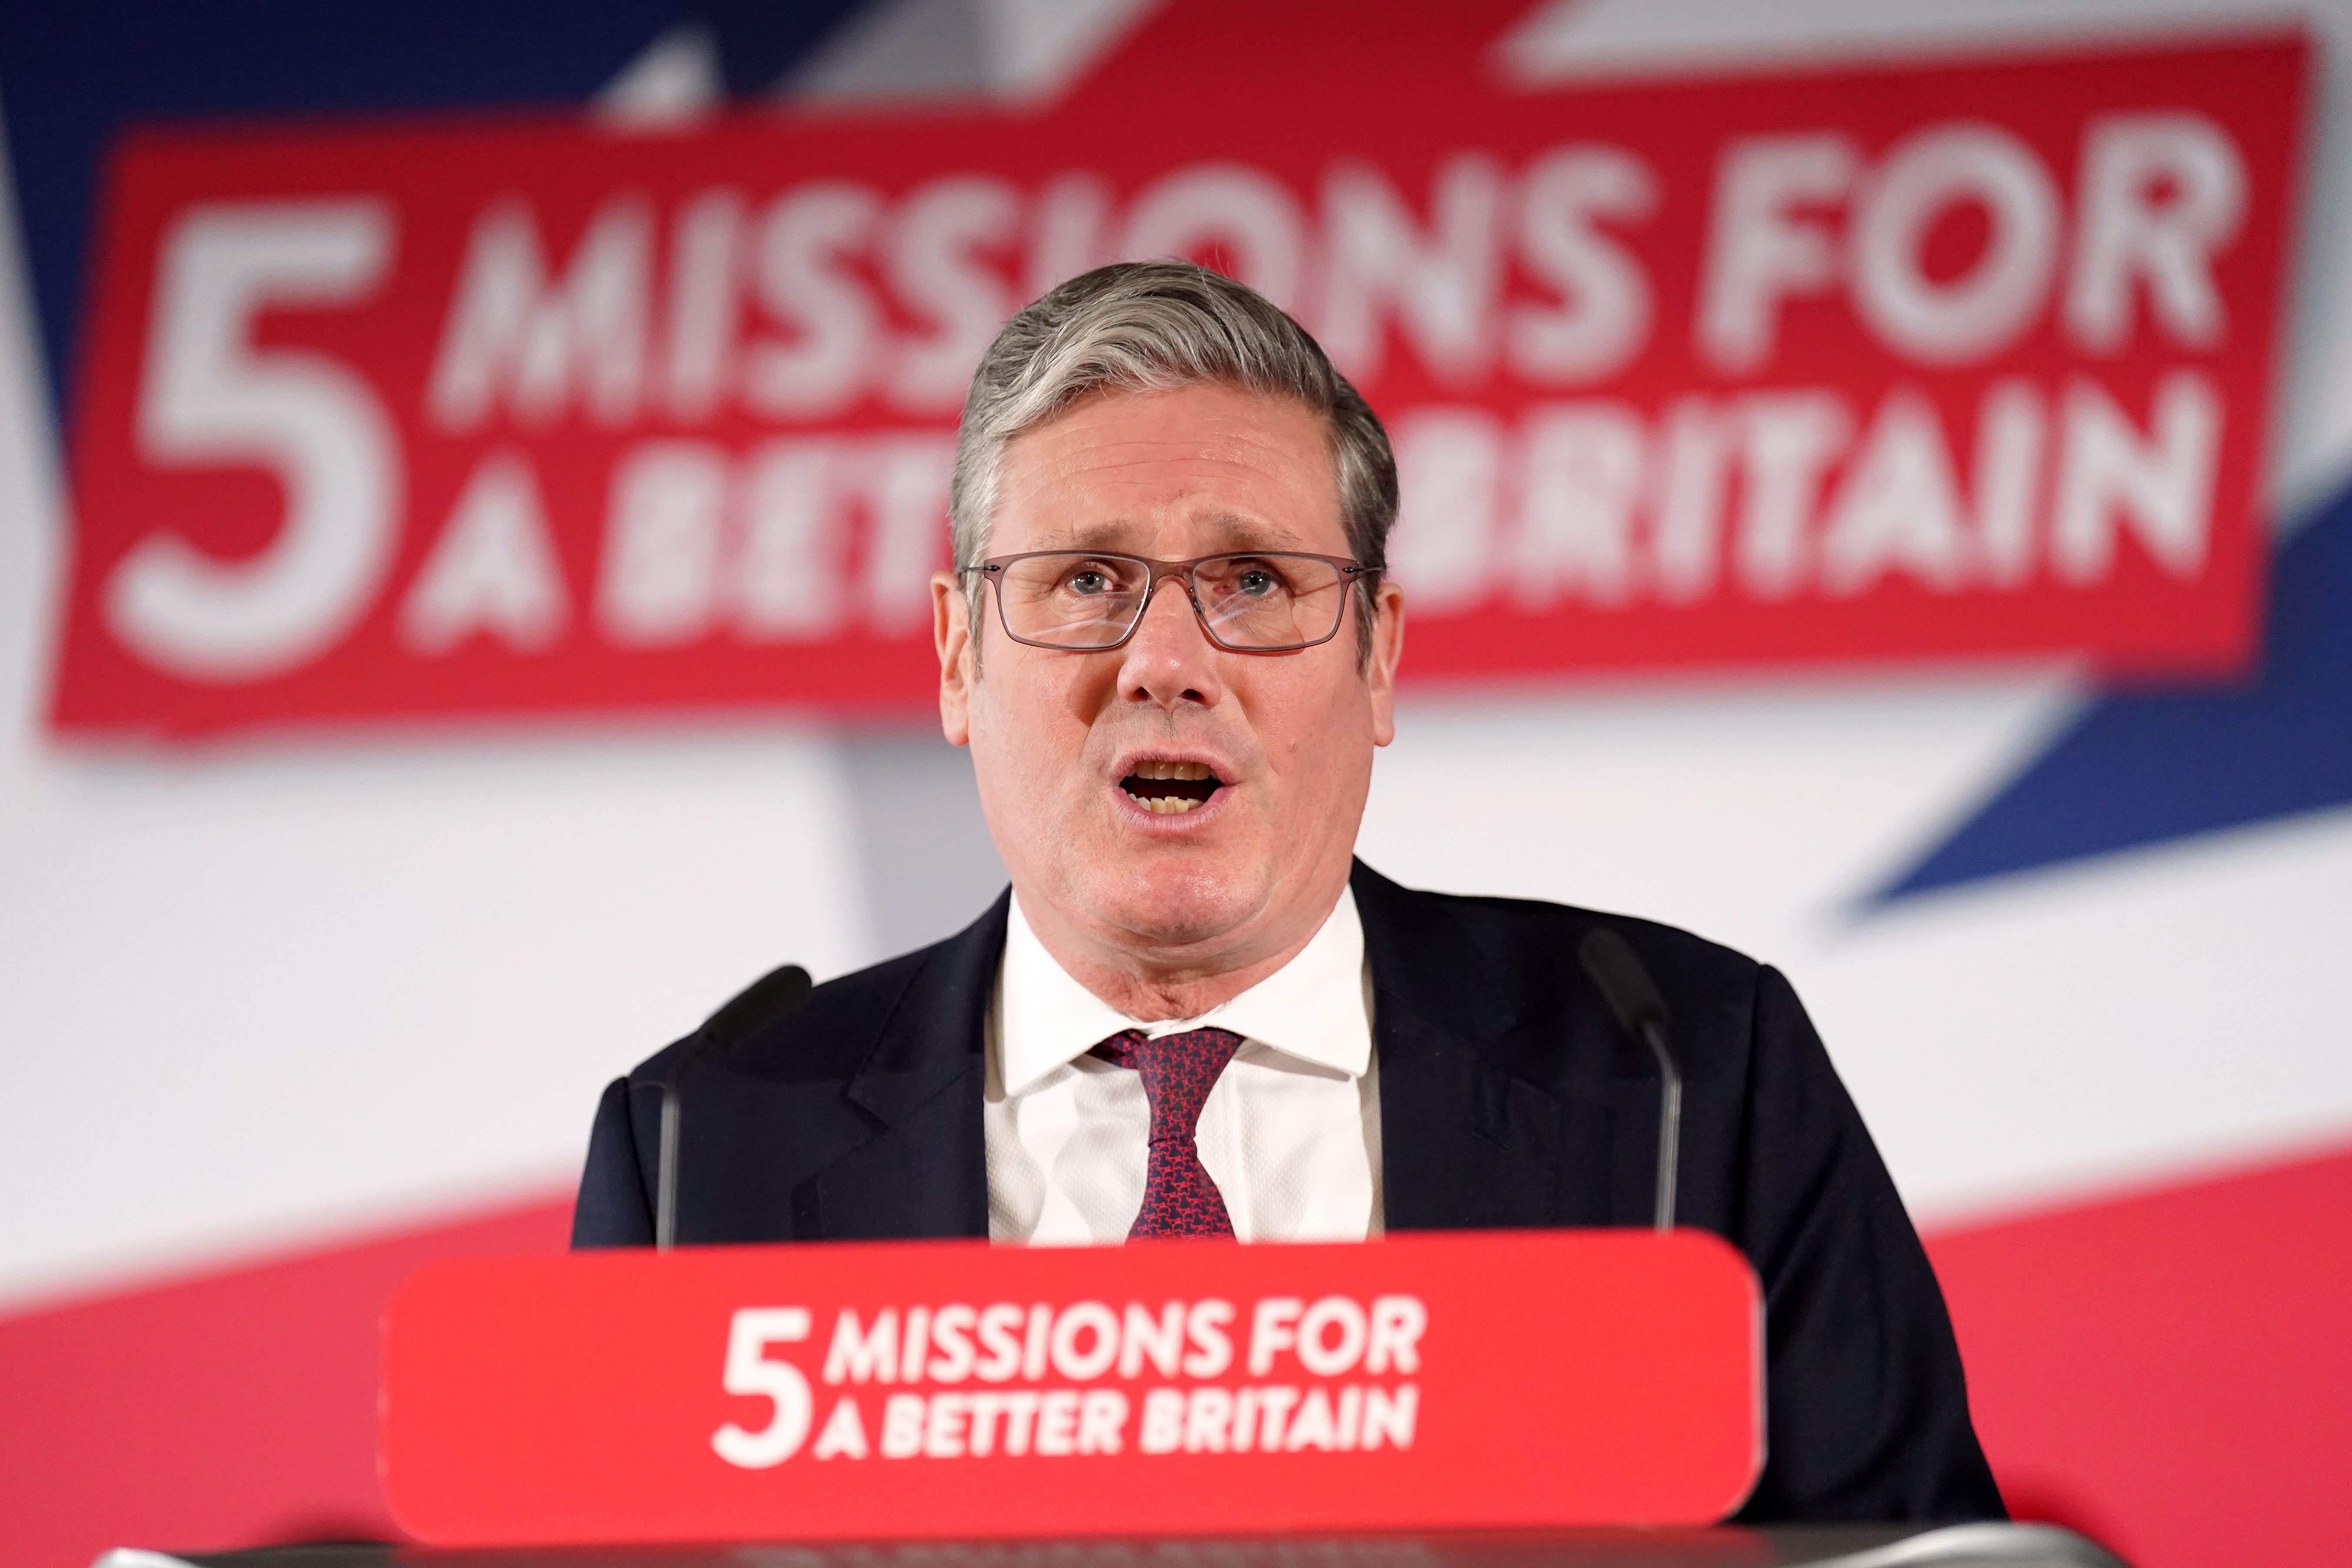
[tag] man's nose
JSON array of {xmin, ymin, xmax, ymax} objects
[{"xmin": 1116, "ymin": 574, "xmax": 1224, "ymax": 712}]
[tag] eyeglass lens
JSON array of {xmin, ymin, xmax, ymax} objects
[{"xmin": 996, "ymin": 554, "xmax": 1348, "ymax": 650}]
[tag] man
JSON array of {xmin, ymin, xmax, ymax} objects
[{"xmin": 574, "ymin": 261, "xmax": 2004, "ymax": 1524}]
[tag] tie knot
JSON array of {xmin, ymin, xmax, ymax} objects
[{"xmin": 1091, "ymin": 1027, "xmax": 1244, "ymax": 1144}]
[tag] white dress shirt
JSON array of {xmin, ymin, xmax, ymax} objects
[{"xmin": 984, "ymin": 887, "xmax": 1383, "ymax": 1244}]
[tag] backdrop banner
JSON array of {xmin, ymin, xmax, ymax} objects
[{"xmin": 54, "ymin": 23, "xmax": 2305, "ymax": 735}]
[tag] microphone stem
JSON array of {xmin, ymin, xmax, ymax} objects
[
  {"xmin": 656, "ymin": 1080, "xmax": 683, "ymax": 1251},
  {"xmin": 1643, "ymin": 1021, "xmax": 1681, "ymax": 1232}
]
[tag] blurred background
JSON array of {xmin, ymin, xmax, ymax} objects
[{"xmin": 2, "ymin": 3, "xmax": 2346, "ymax": 1565}]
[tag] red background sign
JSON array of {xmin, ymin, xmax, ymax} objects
[
  {"xmin": 382, "ymin": 1231, "xmax": 1762, "ymax": 1544},
  {"xmin": 56, "ymin": 11, "xmax": 2304, "ymax": 736}
]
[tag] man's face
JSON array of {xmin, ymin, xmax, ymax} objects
[{"xmin": 934, "ymin": 382, "xmax": 1405, "ymax": 977}]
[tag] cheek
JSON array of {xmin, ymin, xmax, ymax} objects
[
  {"xmin": 977, "ymin": 660, "xmax": 1102, "ymax": 792},
  {"xmin": 1259, "ymin": 666, "xmax": 1372, "ymax": 787},
  {"xmin": 969, "ymin": 674, "xmax": 1032, "ymax": 791}
]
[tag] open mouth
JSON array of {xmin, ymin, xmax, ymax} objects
[{"xmin": 1119, "ymin": 760, "xmax": 1225, "ymax": 815}]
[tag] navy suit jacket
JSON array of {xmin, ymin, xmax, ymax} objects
[{"xmin": 574, "ymin": 860, "xmax": 2004, "ymax": 1525}]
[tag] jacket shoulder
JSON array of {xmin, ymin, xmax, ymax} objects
[
  {"xmin": 1353, "ymin": 859, "xmax": 1764, "ymax": 1026},
  {"xmin": 1424, "ymin": 883, "xmax": 1757, "ymax": 973}
]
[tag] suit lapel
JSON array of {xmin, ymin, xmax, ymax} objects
[
  {"xmin": 785, "ymin": 864, "xmax": 1629, "ymax": 1241},
  {"xmin": 804, "ymin": 892, "xmax": 1008, "ymax": 1241},
  {"xmin": 1355, "ymin": 861, "xmax": 1575, "ymax": 1231}
]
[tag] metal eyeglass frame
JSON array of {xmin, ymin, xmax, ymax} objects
[{"xmin": 966, "ymin": 550, "xmax": 1371, "ymax": 654}]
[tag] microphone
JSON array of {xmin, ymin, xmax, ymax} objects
[
  {"xmin": 656, "ymin": 963, "xmax": 814, "ymax": 1251},
  {"xmin": 1578, "ymin": 929, "xmax": 1682, "ymax": 1233}
]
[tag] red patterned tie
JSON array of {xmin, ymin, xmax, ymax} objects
[{"xmin": 1091, "ymin": 1027, "xmax": 1245, "ymax": 1239}]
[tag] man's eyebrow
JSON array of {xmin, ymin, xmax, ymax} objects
[
  {"xmin": 1028, "ymin": 520, "xmax": 1143, "ymax": 551},
  {"xmin": 1196, "ymin": 511, "xmax": 1311, "ymax": 550},
  {"xmin": 1022, "ymin": 513, "xmax": 1313, "ymax": 553}
]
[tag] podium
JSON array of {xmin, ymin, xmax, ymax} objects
[
  {"xmin": 90, "ymin": 1231, "xmax": 2129, "ymax": 1568},
  {"xmin": 100, "ymin": 1524, "xmax": 2131, "ymax": 1568}
]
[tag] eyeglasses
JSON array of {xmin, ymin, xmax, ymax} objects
[{"xmin": 968, "ymin": 550, "xmax": 1370, "ymax": 653}]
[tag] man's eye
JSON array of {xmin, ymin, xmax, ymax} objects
[
  {"xmin": 1235, "ymin": 570, "xmax": 1279, "ymax": 596},
  {"xmin": 1067, "ymin": 570, "xmax": 1111, "ymax": 595}
]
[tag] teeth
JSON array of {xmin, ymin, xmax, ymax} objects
[{"xmin": 1121, "ymin": 761, "xmax": 1218, "ymax": 814}]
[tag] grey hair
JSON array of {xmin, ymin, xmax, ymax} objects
[{"xmin": 949, "ymin": 260, "xmax": 1398, "ymax": 660}]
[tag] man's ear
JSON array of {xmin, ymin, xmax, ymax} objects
[
  {"xmin": 1365, "ymin": 578, "xmax": 1405, "ymax": 748},
  {"xmin": 934, "ymin": 571, "xmax": 975, "ymax": 747}
]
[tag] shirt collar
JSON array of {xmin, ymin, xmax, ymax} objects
[{"xmin": 996, "ymin": 886, "xmax": 1371, "ymax": 1097}]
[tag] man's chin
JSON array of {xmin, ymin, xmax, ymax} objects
[{"xmin": 1089, "ymin": 853, "xmax": 1269, "ymax": 954}]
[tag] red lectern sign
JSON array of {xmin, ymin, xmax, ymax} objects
[{"xmin": 383, "ymin": 1230, "xmax": 1761, "ymax": 1545}]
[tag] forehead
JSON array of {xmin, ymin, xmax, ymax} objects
[{"xmin": 991, "ymin": 383, "xmax": 1346, "ymax": 555}]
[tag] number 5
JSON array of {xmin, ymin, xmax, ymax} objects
[
  {"xmin": 712, "ymin": 1307, "xmax": 813, "ymax": 1468},
  {"xmin": 111, "ymin": 199, "xmax": 399, "ymax": 682}
]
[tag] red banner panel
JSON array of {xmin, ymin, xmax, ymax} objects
[
  {"xmin": 54, "ymin": 13, "xmax": 2305, "ymax": 736},
  {"xmin": 382, "ymin": 1231, "xmax": 1762, "ymax": 1544}
]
